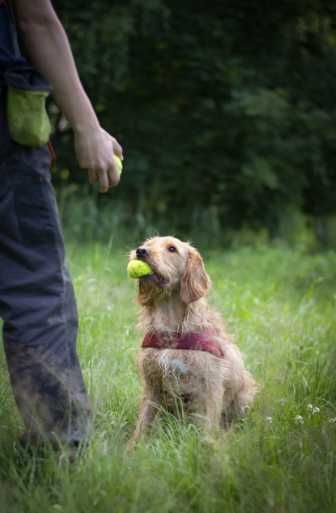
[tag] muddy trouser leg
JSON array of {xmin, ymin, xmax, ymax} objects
[{"xmin": 0, "ymin": 147, "xmax": 91, "ymax": 444}]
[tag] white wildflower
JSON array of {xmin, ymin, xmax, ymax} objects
[
  {"xmin": 295, "ymin": 415, "xmax": 304, "ymax": 425},
  {"xmin": 328, "ymin": 417, "xmax": 336, "ymax": 424},
  {"xmin": 312, "ymin": 406, "xmax": 320, "ymax": 415},
  {"xmin": 266, "ymin": 416, "xmax": 273, "ymax": 424},
  {"xmin": 307, "ymin": 403, "xmax": 313, "ymax": 411}
]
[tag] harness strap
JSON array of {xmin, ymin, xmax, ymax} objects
[{"xmin": 142, "ymin": 330, "xmax": 225, "ymax": 359}]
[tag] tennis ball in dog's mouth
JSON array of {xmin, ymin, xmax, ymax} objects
[
  {"xmin": 114, "ymin": 155, "xmax": 123, "ymax": 176},
  {"xmin": 127, "ymin": 259, "xmax": 153, "ymax": 279}
]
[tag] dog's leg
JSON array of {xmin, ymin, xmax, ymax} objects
[
  {"xmin": 130, "ymin": 392, "xmax": 160, "ymax": 447},
  {"xmin": 190, "ymin": 385, "xmax": 224, "ymax": 437},
  {"xmin": 233, "ymin": 371, "xmax": 258, "ymax": 420}
]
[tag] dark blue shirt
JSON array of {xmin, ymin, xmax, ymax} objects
[{"xmin": 0, "ymin": 3, "xmax": 26, "ymax": 73}]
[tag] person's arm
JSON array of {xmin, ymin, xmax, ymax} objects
[{"xmin": 12, "ymin": 0, "xmax": 123, "ymax": 192}]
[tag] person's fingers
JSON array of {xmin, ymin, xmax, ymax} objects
[
  {"xmin": 102, "ymin": 129, "xmax": 122, "ymax": 158},
  {"xmin": 88, "ymin": 169, "xmax": 98, "ymax": 184},
  {"xmin": 98, "ymin": 169, "xmax": 109, "ymax": 193},
  {"xmin": 107, "ymin": 165, "xmax": 120, "ymax": 188},
  {"xmin": 110, "ymin": 136, "xmax": 123, "ymax": 159}
]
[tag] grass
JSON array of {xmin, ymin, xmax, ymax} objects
[{"xmin": 0, "ymin": 239, "xmax": 336, "ymax": 513}]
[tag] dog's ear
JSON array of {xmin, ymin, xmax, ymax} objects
[{"xmin": 180, "ymin": 248, "xmax": 211, "ymax": 304}]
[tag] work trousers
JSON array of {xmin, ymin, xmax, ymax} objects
[{"xmin": 0, "ymin": 131, "xmax": 91, "ymax": 444}]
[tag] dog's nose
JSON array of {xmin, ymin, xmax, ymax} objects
[{"xmin": 136, "ymin": 247, "xmax": 148, "ymax": 259}]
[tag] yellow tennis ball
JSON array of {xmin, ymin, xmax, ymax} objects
[
  {"xmin": 114, "ymin": 155, "xmax": 123, "ymax": 176},
  {"xmin": 127, "ymin": 259, "xmax": 153, "ymax": 279}
]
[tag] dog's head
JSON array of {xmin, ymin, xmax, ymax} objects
[{"xmin": 129, "ymin": 236, "xmax": 211, "ymax": 306}]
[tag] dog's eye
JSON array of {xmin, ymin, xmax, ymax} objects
[{"xmin": 167, "ymin": 245, "xmax": 177, "ymax": 253}]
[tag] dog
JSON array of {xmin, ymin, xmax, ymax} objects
[{"xmin": 129, "ymin": 236, "xmax": 257, "ymax": 443}]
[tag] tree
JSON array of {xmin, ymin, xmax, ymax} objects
[{"xmin": 53, "ymin": 0, "xmax": 336, "ymax": 233}]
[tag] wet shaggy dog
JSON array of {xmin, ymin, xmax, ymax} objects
[{"xmin": 129, "ymin": 236, "xmax": 257, "ymax": 443}]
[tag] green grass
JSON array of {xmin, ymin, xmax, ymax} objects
[{"xmin": 1, "ymin": 241, "xmax": 336, "ymax": 513}]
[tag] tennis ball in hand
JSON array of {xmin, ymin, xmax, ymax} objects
[
  {"xmin": 127, "ymin": 260, "xmax": 153, "ymax": 279},
  {"xmin": 114, "ymin": 155, "xmax": 123, "ymax": 176}
]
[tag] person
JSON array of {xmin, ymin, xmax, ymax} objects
[{"xmin": 0, "ymin": 0, "xmax": 123, "ymax": 446}]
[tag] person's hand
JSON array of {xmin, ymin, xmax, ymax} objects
[
  {"xmin": 13, "ymin": 0, "xmax": 124, "ymax": 192},
  {"xmin": 74, "ymin": 125, "xmax": 123, "ymax": 193}
]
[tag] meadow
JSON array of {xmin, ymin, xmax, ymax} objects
[{"xmin": 0, "ymin": 236, "xmax": 335, "ymax": 513}]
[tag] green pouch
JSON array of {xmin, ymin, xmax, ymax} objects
[
  {"xmin": 7, "ymin": 86, "xmax": 51, "ymax": 147},
  {"xmin": 5, "ymin": 67, "xmax": 51, "ymax": 148}
]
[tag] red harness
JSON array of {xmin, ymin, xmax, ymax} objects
[{"xmin": 142, "ymin": 330, "xmax": 225, "ymax": 359}]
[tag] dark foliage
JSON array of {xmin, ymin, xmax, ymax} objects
[{"xmin": 52, "ymin": 0, "xmax": 336, "ymax": 232}]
